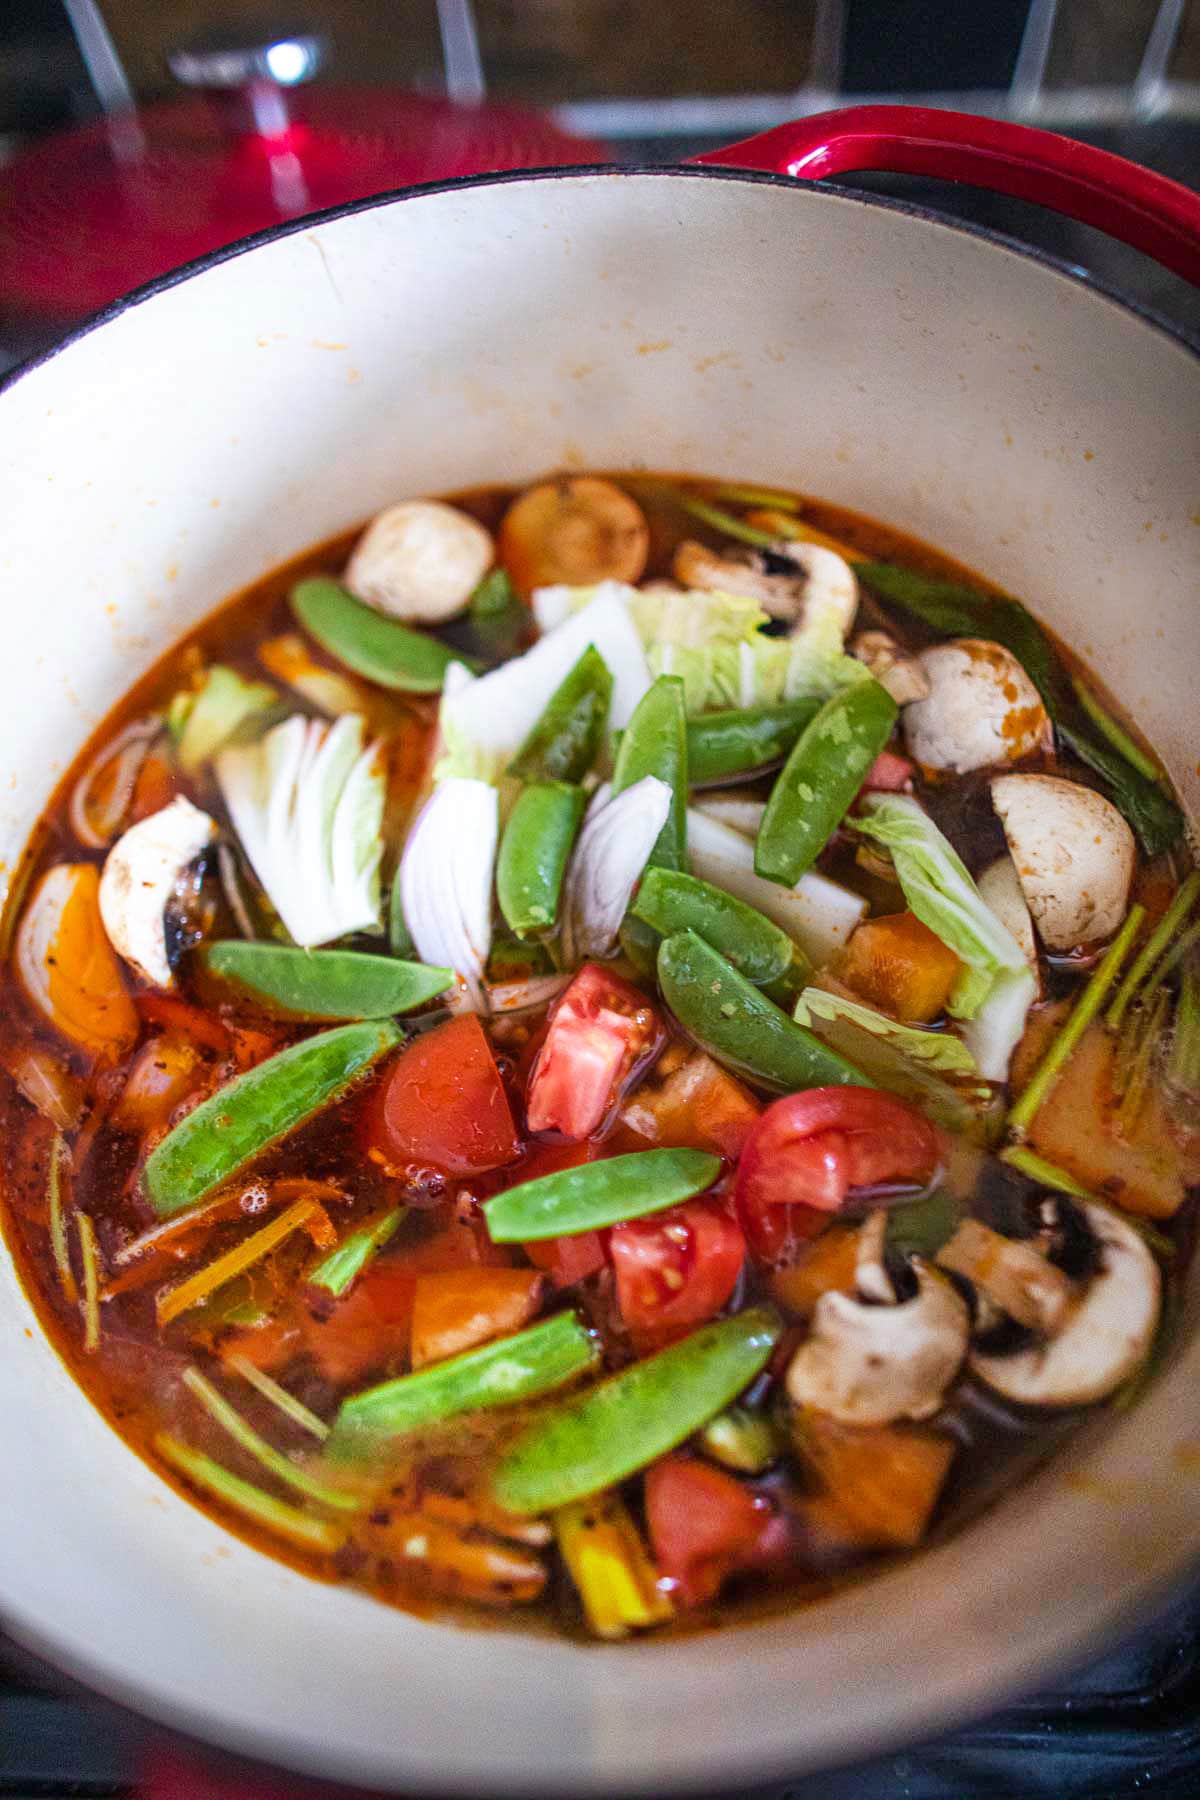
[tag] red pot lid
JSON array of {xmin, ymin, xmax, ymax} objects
[{"xmin": 0, "ymin": 80, "xmax": 605, "ymax": 318}]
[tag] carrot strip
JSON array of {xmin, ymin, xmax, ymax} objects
[{"xmin": 156, "ymin": 1196, "xmax": 318, "ymax": 1328}]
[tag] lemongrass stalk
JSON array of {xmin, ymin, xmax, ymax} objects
[
  {"xmin": 1141, "ymin": 918, "xmax": 1200, "ymax": 1009},
  {"xmin": 1072, "ymin": 677, "xmax": 1165, "ymax": 785},
  {"xmin": 155, "ymin": 1433, "xmax": 345, "ymax": 1553},
  {"xmin": 1107, "ymin": 873, "xmax": 1200, "ymax": 1031},
  {"xmin": 675, "ymin": 494, "xmax": 776, "ymax": 548},
  {"xmin": 748, "ymin": 510, "xmax": 867, "ymax": 563},
  {"xmin": 156, "ymin": 1195, "xmax": 317, "ymax": 1328},
  {"xmin": 1008, "ymin": 905, "xmax": 1145, "ymax": 1139},
  {"xmin": 76, "ymin": 1211, "xmax": 101, "ymax": 1352},
  {"xmin": 182, "ymin": 1368, "xmax": 361, "ymax": 1512},
  {"xmin": 1166, "ymin": 951, "xmax": 1200, "ymax": 1111},
  {"xmin": 226, "ymin": 1353, "xmax": 329, "ymax": 1441},
  {"xmin": 711, "ymin": 484, "xmax": 800, "ymax": 512},
  {"xmin": 46, "ymin": 1131, "xmax": 76, "ymax": 1304},
  {"xmin": 1116, "ymin": 988, "xmax": 1169, "ymax": 1136},
  {"xmin": 307, "ymin": 1207, "xmax": 404, "ymax": 1298}
]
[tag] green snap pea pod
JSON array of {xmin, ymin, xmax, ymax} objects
[
  {"xmin": 509, "ymin": 644, "xmax": 613, "ymax": 783},
  {"xmin": 657, "ymin": 929, "xmax": 865, "ymax": 1093},
  {"xmin": 496, "ymin": 781, "xmax": 585, "ymax": 937},
  {"xmin": 483, "ymin": 1146, "xmax": 721, "ymax": 1244},
  {"xmin": 491, "ymin": 1308, "xmax": 781, "ymax": 1514},
  {"xmin": 612, "ymin": 674, "xmax": 689, "ymax": 973},
  {"xmin": 307, "ymin": 1207, "xmax": 405, "ymax": 1297},
  {"xmin": 143, "ymin": 1020, "xmax": 401, "ymax": 1218},
  {"xmin": 686, "ymin": 697, "xmax": 821, "ymax": 786},
  {"xmin": 291, "ymin": 577, "xmax": 474, "ymax": 694},
  {"xmin": 755, "ymin": 679, "xmax": 899, "ymax": 886},
  {"xmin": 632, "ymin": 866, "xmax": 798, "ymax": 987},
  {"xmin": 331, "ymin": 1311, "xmax": 599, "ymax": 1455},
  {"xmin": 201, "ymin": 942, "xmax": 452, "ymax": 1019},
  {"xmin": 467, "ymin": 567, "xmax": 527, "ymax": 664}
]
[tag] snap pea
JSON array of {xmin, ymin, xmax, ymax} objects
[
  {"xmin": 307, "ymin": 1207, "xmax": 405, "ymax": 1297},
  {"xmin": 686, "ymin": 697, "xmax": 821, "ymax": 786},
  {"xmin": 612, "ymin": 674, "xmax": 689, "ymax": 973},
  {"xmin": 755, "ymin": 679, "xmax": 899, "ymax": 886},
  {"xmin": 611, "ymin": 674, "xmax": 688, "ymax": 872},
  {"xmin": 201, "ymin": 942, "xmax": 452, "ymax": 1019},
  {"xmin": 657, "ymin": 929, "xmax": 865, "ymax": 1093},
  {"xmin": 291, "ymin": 576, "xmax": 473, "ymax": 694},
  {"xmin": 467, "ymin": 567, "xmax": 527, "ymax": 664},
  {"xmin": 496, "ymin": 781, "xmax": 585, "ymax": 937},
  {"xmin": 483, "ymin": 1146, "xmax": 721, "ymax": 1244},
  {"xmin": 509, "ymin": 644, "xmax": 613, "ymax": 783},
  {"xmin": 143, "ymin": 1020, "xmax": 400, "ymax": 1218},
  {"xmin": 490, "ymin": 1308, "xmax": 781, "ymax": 1514},
  {"xmin": 331, "ymin": 1311, "xmax": 599, "ymax": 1455},
  {"xmin": 632, "ymin": 867, "xmax": 796, "ymax": 987}
]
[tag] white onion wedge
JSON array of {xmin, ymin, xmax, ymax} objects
[
  {"xmin": 561, "ymin": 777, "xmax": 671, "ymax": 965},
  {"xmin": 399, "ymin": 777, "xmax": 498, "ymax": 1012}
]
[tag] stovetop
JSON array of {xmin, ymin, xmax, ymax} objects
[{"xmin": 4, "ymin": 1568, "xmax": 1200, "ymax": 1797}]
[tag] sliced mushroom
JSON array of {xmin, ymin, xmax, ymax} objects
[
  {"xmin": 854, "ymin": 1208, "xmax": 896, "ymax": 1305},
  {"xmin": 936, "ymin": 1217, "xmax": 1073, "ymax": 1333},
  {"xmin": 99, "ymin": 797, "xmax": 216, "ymax": 988},
  {"xmin": 970, "ymin": 1202, "xmax": 1159, "ymax": 1407},
  {"xmin": 674, "ymin": 538, "xmax": 859, "ymax": 636},
  {"xmin": 902, "ymin": 639, "xmax": 1050, "ymax": 774},
  {"xmin": 345, "ymin": 499, "xmax": 494, "ymax": 624},
  {"xmin": 990, "ymin": 773, "xmax": 1135, "ymax": 951},
  {"xmin": 786, "ymin": 1261, "xmax": 969, "ymax": 1427},
  {"xmin": 851, "ymin": 630, "xmax": 931, "ymax": 705}
]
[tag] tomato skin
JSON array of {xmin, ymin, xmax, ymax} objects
[
  {"xmin": 645, "ymin": 1456, "xmax": 777, "ymax": 1607},
  {"xmin": 860, "ymin": 749, "xmax": 914, "ymax": 794},
  {"xmin": 610, "ymin": 1197, "xmax": 744, "ymax": 1347},
  {"xmin": 735, "ymin": 1087, "xmax": 940, "ymax": 1264},
  {"xmin": 526, "ymin": 963, "xmax": 662, "ymax": 1140},
  {"xmin": 366, "ymin": 1014, "xmax": 521, "ymax": 1178}
]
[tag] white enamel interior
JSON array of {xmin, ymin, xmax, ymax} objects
[{"xmin": 0, "ymin": 169, "xmax": 1198, "ymax": 1795}]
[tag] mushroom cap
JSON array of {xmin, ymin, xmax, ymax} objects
[
  {"xmin": 976, "ymin": 853, "xmax": 1038, "ymax": 973},
  {"xmin": 99, "ymin": 797, "xmax": 216, "ymax": 988},
  {"xmin": 902, "ymin": 639, "xmax": 1049, "ymax": 774},
  {"xmin": 786, "ymin": 1261, "xmax": 969, "ymax": 1427},
  {"xmin": 970, "ymin": 1202, "xmax": 1160, "ymax": 1407},
  {"xmin": 990, "ymin": 773, "xmax": 1135, "ymax": 951},
  {"xmin": 345, "ymin": 500, "xmax": 494, "ymax": 624}
]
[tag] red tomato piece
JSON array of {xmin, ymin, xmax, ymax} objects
[
  {"xmin": 511, "ymin": 1140, "xmax": 608, "ymax": 1285},
  {"xmin": 645, "ymin": 1456, "xmax": 777, "ymax": 1607},
  {"xmin": 860, "ymin": 748, "xmax": 914, "ymax": 794},
  {"xmin": 610, "ymin": 1196, "xmax": 744, "ymax": 1348},
  {"xmin": 365, "ymin": 1014, "xmax": 521, "ymax": 1179},
  {"xmin": 735, "ymin": 1087, "xmax": 940, "ymax": 1265},
  {"xmin": 526, "ymin": 963, "xmax": 662, "ymax": 1140}
]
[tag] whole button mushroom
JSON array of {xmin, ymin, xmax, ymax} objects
[
  {"xmin": 902, "ymin": 638, "xmax": 1049, "ymax": 774},
  {"xmin": 991, "ymin": 773, "xmax": 1135, "ymax": 951},
  {"xmin": 345, "ymin": 499, "xmax": 495, "ymax": 624}
]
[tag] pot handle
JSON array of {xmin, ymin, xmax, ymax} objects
[{"xmin": 695, "ymin": 105, "xmax": 1200, "ymax": 287}]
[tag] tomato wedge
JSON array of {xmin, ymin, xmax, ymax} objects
[
  {"xmin": 735, "ymin": 1087, "xmax": 940, "ymax": 1264},
  {"xmin": 526, "ymin": 963, "xmax": 661, "ymax": 1141},
  {"xmin": 610, "ymin": 1196, "xmax": 744, "ymax": 1348},
  {"xmin": 365, "ymin": 1014, "xmax": 521, "ymax": 1178},
  {"xmin": 645, "ymin": 1455, "xmax": 780, "ymax": 1607}
]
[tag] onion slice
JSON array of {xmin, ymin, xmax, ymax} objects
[
  {"xmin": 399, "ymin": 777, "xmax": 498, "ymax": 1012},
  {"xmin": 561, "ymin": 777, "xmax": 671, "ymax": 965}
]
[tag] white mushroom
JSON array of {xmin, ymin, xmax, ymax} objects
[
  {"xmin": 990, "ymin": 773, "xmax": 1135, "ymax": 951},
  {"xmin": 99, "ymin": 797, "xmax": 216, "ymax": 988},
  {"xmin": 854, "ymin": 1209, "xmax": 896, "ymax": 1304},
  {"xmin": 970, "ymin": 1202, "xmax": 1159, "ymax": 1407},
  {"xmin": 936, "ymin": 1218, "xmax": 1073, "ymax": 1334},
  {"xmin": 851, "ymin": 629, "xmax": 931, "ymax": 705},
  {"xmin": 902, "ymin": 639, "xmax": 1049, "ymax": 774},
  {"xmin": 786, "ymin": 1261, "xmax": 969, "ymax": 1427},
  {"xmin": 344, "ymin": 499, "xmax": 494, "ymax": 624}
]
